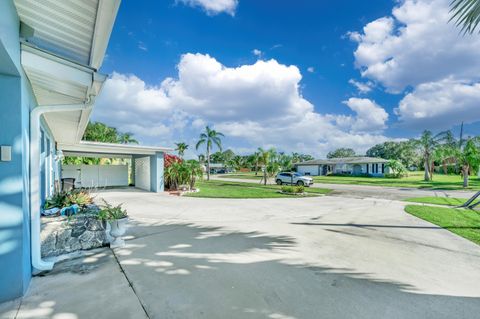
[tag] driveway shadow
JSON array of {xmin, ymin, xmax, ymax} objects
[{"xmin": 113, "ymin": 222, "xmax": 480, "ymax": 319}]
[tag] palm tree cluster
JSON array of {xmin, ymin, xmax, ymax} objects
[
  {"xmin": 413, "ymin": 129, "xmax": 480, "ymax": 187},
  {"xmin": 164, "ymin": 160, "xmax": 203, "ymax": 191}
]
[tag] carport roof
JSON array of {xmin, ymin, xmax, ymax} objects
[{"xmin": 58, "ymin": 141, "xmax": 173, "ymax": 158}]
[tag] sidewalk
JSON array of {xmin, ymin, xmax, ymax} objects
[{"xmin": 0, "ymin": 248, "xmax": 147, "ymax": 319}]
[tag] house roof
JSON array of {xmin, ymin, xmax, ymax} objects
[
  {"xmin": 58, "ymin": 141, "xmax": 173, "ymax": 158},
  {"xmin": 295, "ymin": 157, "xmax": 388, "ymax": 166}
]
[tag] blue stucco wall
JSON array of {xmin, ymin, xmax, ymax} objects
[
  {"xmin": 0, "ymin": 0, "xmax": 36, "ymax": 302},
  {"xmin": 150, "ymin": 152, "xmax": 165, "ymax": 193}
]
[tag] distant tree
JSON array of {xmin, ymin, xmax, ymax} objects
[
  {"xmin": 196, "ymin": 126, "xmax": 224, "ymax": 181},
  {"xmin": 366, "ymin": 141, "xmax": 418, "ymax": 168},
  {"xmin": 118, "ymin": 132, "xmax": 138, "ymax": 144},
  {"xmin": 456, "ymin": 138, "xmax": 480, "ymax": 187},
  {"xmin": 209, "ymin": 151, "xmax": 225, "ymax": 163},
  {"xmin": 83, "ymin": 122, "xmax": 119, "ymax": 143},
  {"xmin": 175, "ymin": 142, "xmax": 189, "ymax": 158},
  {"xmin": 327, "ymin": 148, "xmax": 356, "ymax": 159},
  {"xmin": 222, "ymin": 149, "xmax": 235, "ymax": 163}
]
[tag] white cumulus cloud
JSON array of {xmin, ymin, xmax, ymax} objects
[
  {"xmin": 395, "ymin": 79, "xmax": 480, "ymax": 129},
  {"xmin": 350, "ymin": 0, "xmax": 480, "ymax": 93},
  {"xmin": 94, "ymin": 53, "xmax": 391, "ymax": 157},
  {"xmin": 177, "ymin": 0, "xmax": 238, "ymax": 16}
]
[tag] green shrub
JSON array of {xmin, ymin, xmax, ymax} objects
[{"xmin": 281, "ymin": 185, "xmax": 304, "ymax": 194}]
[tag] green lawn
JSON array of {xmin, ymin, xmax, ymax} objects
[
  {"xmin": 219, "ymin": 171, "xmax": 480, "ymax": 190},
  {"xmin": 404, "ymin": 205, "xmax": 480, "ymax": 245},
  {"xmin": 404, "ymin": 197, "xmax": 476, "ymax": 206},
  {"xmin": 185, "ymin": 180, "xmax": 331, "ymax": 199},
  {"xmin": 311, "ymin": 171, "xmax": 480, "ymax": 190}
]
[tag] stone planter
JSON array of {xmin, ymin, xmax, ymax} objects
[
  {"xmin": 41, "ymin": 215, "xmax": 108, "ymax": 258},
  {"xmin": 108, "ymin": 217, "xmax": 128, "ymax": 248}
]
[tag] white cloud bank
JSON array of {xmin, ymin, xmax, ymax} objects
[
  {"xmin": 177, "ymin": 0, "xmax": 238, "ymax": 16},
  {"xmin": 95, "ymin": 53, "xmax": 390, "ymax": 156},
  {"xmin": 349, "ymin": 0, "xmax": 480, "ymax": 129}
]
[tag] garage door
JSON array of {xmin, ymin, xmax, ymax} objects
[
  {"xmin": 135, "ymin": 156, "xmax": 151, "ymax": 191},
  {"xmin": 297, "ymin": 165, "xmax": 319, "ymax": 176}
]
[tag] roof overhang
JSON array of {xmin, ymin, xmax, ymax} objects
[
  {"xmin": 15, "ymin": 0, "xmax": 120, "ymax": 70},
  {"xmin": 58, "ymin": 141, "xmax": 173, "ymax": 158},
  {"xmin": 22, "ymin": 44, "xmax": 106, "ymax": 143},
  {"xmin": 16, "ymin": 0, "xmax": 120, "ymax": 144}
]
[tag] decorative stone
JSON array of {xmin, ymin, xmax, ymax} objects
[{"xmin": 41, "ymin": 214, "xmax": 108, "ymax": 258}]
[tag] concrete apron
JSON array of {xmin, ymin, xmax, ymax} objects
[{"xmin": 2, "ymin": 190, "xmax": 480, "ymax": 319}]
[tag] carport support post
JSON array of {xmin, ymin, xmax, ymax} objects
[{"xmin": 150, "ymin": 151, "xmax": 164, "ymax": 192}]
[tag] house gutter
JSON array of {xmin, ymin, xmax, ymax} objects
[{"xmin": 30, "ymin": 102, "xmax": 93, "ymax": 272}]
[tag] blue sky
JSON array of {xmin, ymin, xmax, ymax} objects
[{"xmin": 93, "ymin": 0, "xmax": 480, "ymax": 158}]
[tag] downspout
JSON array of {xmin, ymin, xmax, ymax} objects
[{"xmin": 30, "ymin": 102, "xmax": 93, "ymax": 272}]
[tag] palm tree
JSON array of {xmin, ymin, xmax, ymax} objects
[
  {"xmin": 257, "ymin": 147, "xmax": 272, "ymax": 185},
  {"xmin": 195, "ymin": 126, "xmax": 224, "ymax": 181},
  {"xmin": 175, "ymin": 142, "xmax": 189, "ymax": 158},
  {"xmin": 450, "ymin": 0, "xmax": 480, "ymax": 34},
  {"xmin": 118, "ymin": 132, "xmax": 138, "ymax": 144},
  {"xmin": 413, "ymin": 130, "xmax": 444, "ymax": 181},
  {"xmin": 454, "ymin": 137, "xmax": 480, "ymax": 187}
]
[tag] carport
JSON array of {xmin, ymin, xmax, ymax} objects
[{"xmin": 58, "ymin": 141, "xmax": 172, "ymax": 192}]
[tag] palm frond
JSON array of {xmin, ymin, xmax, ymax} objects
[{"xmin": 450, "ymin": 0, "xmax": 480, "ymax": 34}]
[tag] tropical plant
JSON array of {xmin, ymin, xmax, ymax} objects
[
  {"xmin": 326, "ymin": 148, "xmax": 356, "ymax": 159},
  {"xmin": 44, "ymin": 192, "xmax": 68, "ymax": 209},
  {"xmin": 66, "ymin": 189, "xmax": 93, "ymax": 207},
  {"xmin": 196, "ymin": 126, "xmax": 224, "ymax": 181},
  {"xmin": 97, "ymin": 199, "xmax": 128, "ymax": 221},
  {"xmin": 175, "ymin": 142, "xmax": 189, "ymax": 158},
  {"xmin": 186, "ymin": 160, "xmax": 204, "ymax": 190},
  {"xmin": 281, "ymin": 185, "xmax": 304, "ymax": 194},
  {"xmin": 450, "ymin": 0, "xmax": 480, "ymax": 34}
]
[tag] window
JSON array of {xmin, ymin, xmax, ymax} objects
[
  {"xmin": 382, "ymin": 163, "xmax": 385, "ymax": 174},
  {"xmin": 366, "ymin": 164, "xmax": 369, "ymax": 174}
]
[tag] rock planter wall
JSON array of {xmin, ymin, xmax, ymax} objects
[{"xmin": 41, "ymin": 215, "xmax": 108, "ymax": 258}]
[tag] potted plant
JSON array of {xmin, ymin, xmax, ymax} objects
[{"xmin": 98, "ymin": 199, "xmax": 128, "ymax": 248}]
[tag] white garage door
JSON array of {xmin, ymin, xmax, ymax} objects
[
  {"xmin": 135, "ymin": 156, "xmax": 151, "ymax": 191},
  {"xmin": 297, "ymin": 165, "xmax": 319, "ymax": 176}
]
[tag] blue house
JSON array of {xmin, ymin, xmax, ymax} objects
[{"xmin": 0, "ymin": 0, "xmax": 168, "ymax": 303}]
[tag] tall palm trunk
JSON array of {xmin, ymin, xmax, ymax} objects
[
  {"xmin": 424, "ymin": 159, "xmax": 431, "ymax": 181},
  {"xmin": 462, "ymin": 165, "xmax": 469, "ymax": 188},
  {"xmin": 207, "ymin": 147, "xmax": 210, "ymax": 181},
  {"xmin": 263, "ymin": 167, "xmax": 267, "ymax": 185}
]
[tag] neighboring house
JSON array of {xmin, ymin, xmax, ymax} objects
[
  {"xmin": 209, "ymin": 163, "xmax": 233, "ymax": 174},
  {"xmin": 0, "ymin": 0, "xmax": 170, "ymax": 303},
  {"xmin": 295, "ymin": 157, "xmax": 390, "ymax": 177}
]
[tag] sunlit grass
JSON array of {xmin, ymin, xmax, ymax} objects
[{"xmin": 405, "ymin": 205, "xmax": 480, "ymax": 245}]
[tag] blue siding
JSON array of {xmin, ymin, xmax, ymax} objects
[
  {"xmin": 150, "ymin": 152, "xmax": 165, "ymax": 192},
  {"xmin": 0, "ymin": 0, "xmax": 36, "ymax": 302}
]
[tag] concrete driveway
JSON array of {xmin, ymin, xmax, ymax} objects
[{"xmin": 3, "ymin": 190, "xmax": 480, "ymax": 319}]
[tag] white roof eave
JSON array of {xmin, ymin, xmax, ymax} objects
[{"xmin": 58, "ymin": 141, "xmax": 173, "ymax": 156}]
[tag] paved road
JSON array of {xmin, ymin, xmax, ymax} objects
[
  {"xmin": 6, "ymin": 190, "xmax": 479, "ymax": 318},
  {"xmin": 213, "ymin": 176, "xmax": 477, "ymax": 200}
]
